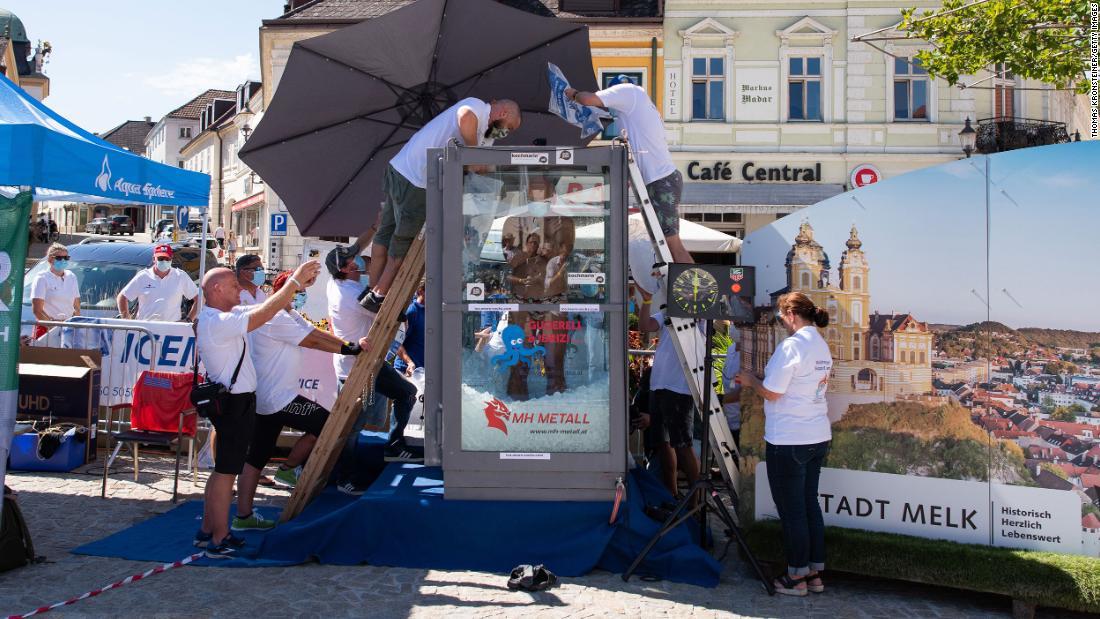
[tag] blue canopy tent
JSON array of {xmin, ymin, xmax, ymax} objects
[
  {"xmin": 0, "ymin": 72, "xmax": 210, "ymax": 495},
  {"xmin": 0, "ymin": 73, "xmax": 210, "ymax": 206}
]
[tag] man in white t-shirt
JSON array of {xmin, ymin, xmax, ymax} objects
[
  {"xmin": 232, "ymin": 270, "xmax": 369, "ymax": 532},
  {"xmin": 637, "ymin": 289, "xmax": 702, "ymax": 496},
  {"xmin": 325, "ymin": 246, "xmax": 420, "ymax": 494},
  {"xmin": 361, "ymin": 97, "xmax": 523, "ymax": 312},
  {"xmin": 235, "ymin": 254, "xmax": 268, "ymax": 305},
  {"xmin": 117, "ymin": 244, "xmax": 199, "ymax": 321},
  {"xmin": 565, "ymin": 81, "xmax": 692, "ymax": 266},
  {"xmin": 30, "ymin": 243, "xmax": 81, "ymax": 327},
  {"xmin": 214, "ymin": 225, "xmax": 226, "ymax": 249},
  {"xmin": 192, "ymin": 259, "xmax": 321, "ymax": 558}
]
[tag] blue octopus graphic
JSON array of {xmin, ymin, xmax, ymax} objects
[{"xmin": 491, "ymin": 325, "xmax": 546, "ymax": 371}]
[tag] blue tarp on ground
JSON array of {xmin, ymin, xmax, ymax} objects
[
  {"xmin": 0, "ymin": 73, "xmax": 209, "ymax": 206},
  {"xmin": 74, "ymin": 464, "xmax": 721, "ymax": 587}
]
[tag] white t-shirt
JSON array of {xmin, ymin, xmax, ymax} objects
[
  {"xmin": 31, "ymin": 269, "xmax": 80, "ymax": 321},
  {"xmin": 214, "ymin": 227, "xmax": 225, "ymax": 240},
  {"xmin": 239, "ymin": 286, "xmax": 267, "ymax": 306},
  {"xmin": 252, "ymin": 309, "xmax": 314, "ymax": 414},
  {"xmin": 119, "ymin": 267, "xmax": 198, "ymax": 322},
  {"xmin": 648, "ymin": 311, "xmax": 704, "ymax": 396},
  {"xmin": 544, "ymin": 254, "xmax": 567, "ymax": 290},
  {"xmin": 722, "ymin": 338, "xmax": 742, "ymax": 429},
  {"xmin": 196, "ymin": 306, "xmax": 257, "ymax": 394},
  {"xmin": 593, "ymin": 83, "xmax": 675, "ymax": 184},
  {"xmin": 327, "ymin": 277, "xmax": 375, "ymax": 380},
  {"xmin": 390, "ymin": 97, "xmax": 491, "ymax": 189},
  {"xmin": 762, "ymin": 326, "xmax": 834, "ymax": 445}
]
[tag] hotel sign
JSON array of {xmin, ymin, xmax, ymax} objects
[{"xmin": 686, "ymin": 161, "xmax": 823, "ymax": 182}]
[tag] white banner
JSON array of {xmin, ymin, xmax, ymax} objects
[
  {"xmin": 755, "ymin": 463, "xmax": 1084, "ymax": 555},
  {"xmin": 47, "ymin": 318, "xmax": 337, "ymax": 410}
]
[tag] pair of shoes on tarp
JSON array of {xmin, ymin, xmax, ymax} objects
[{"xmin": 507, "ymin": 564, "xmax": 558, "ymax": 592}]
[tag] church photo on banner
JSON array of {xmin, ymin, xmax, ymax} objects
[{"xmin": 738, "ymin": 140, "xmax": 1100, "ymax": 559}]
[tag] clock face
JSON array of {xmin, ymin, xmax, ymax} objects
[{"xmin": 671, "ymin": 267, "xmax": 720, "ymax": 316}]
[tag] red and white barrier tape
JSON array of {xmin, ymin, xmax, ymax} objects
[{"xmin": 7, "ymin": 552, "xmax": 203, "ymax": 618}]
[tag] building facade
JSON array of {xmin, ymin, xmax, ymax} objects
[
  {"xmin": 256, "ymin": 0, "xmax": 664, "ymax": 270},
  {"xmin": 662, "ymin": 0, "xmax": 1085, "ymax": 248},
  {"xmin": 143, "ymin": 89, "xmax": 235, "ymax": 231},
  {"xmin": 181, "ymin": 81, "xmax": 265, "ymax": 260}
]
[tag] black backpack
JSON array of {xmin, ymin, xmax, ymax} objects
[{"xmin": 0, "ymin": 488, "xmax": 36, "ymax": 573}]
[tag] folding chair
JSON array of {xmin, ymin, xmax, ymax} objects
[{"xmin": 100, "ymin": 372, "xmax": 198, "ymax": 502}]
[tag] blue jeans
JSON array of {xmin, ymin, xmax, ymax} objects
[
  {"xmin": 765, "ymin": 440, "xmax": 830, "ymax": 577},
  {"xmin": 336, "ymin": 364, "xmax": 417, "ymax": 485}
]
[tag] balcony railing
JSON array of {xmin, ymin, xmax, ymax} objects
[{"xmin": 975, "ymin": 117, "xmax": 1071, "ymax": 154}]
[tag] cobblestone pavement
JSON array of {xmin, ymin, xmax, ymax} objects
[{"xmin": 0, "ymin": 457, "xmax": 1080, "ymax": 618}]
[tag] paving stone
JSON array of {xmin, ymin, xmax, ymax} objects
[{"xmin": 0, "ymin": 456, "xmax": 1072, "ymax": 618}]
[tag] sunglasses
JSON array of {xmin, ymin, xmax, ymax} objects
[{"xmin": 53, "ymin": 255, "xmax": 70, "ymax": 260}]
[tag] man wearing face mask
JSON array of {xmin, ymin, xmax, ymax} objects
[
  {"xmin": 361, "ymin": 98, "xmax": 523, "ymax": 312},
  {"xmin": 30, "ymin": 243, "xmax": 81, "ymax": 330},
  {"xmin": 235, "ymin": 254, "xmax": 268, "ymax": 305},
  {"xmin": 231, "ymin": 271, "xmax": 370, "ymax": 531},
  {"xmin": 117, "ymin": 244, "xmax": 200, "ymax": 321},
  {"xmin": 325, "ymin": 246, "xmax": 420, "ymax": 494}
]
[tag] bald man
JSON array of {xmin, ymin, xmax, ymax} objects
[
  {"xmin": 362, "ymin": 98, "xmax": 523, "ymax": 312},
  {"xmin": 192, "ymin": 259, "xmax": 321, "ymax": 558}
]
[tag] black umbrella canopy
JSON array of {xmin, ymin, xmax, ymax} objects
[{"xmin": 240, "ymin": 0, "xmax": 599, "ymax": 237}]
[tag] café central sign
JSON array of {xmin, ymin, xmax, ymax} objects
[{"xmin": 687, "ymin": 161, "xmax": 823, "ymax": 182}]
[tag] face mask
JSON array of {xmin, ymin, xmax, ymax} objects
[
  {"xmin": 155, "ymin": 260, "xmax": 172, "ymax": 273},
  {"xmin": 292, "ymin": 292, "xmax": 307, "ymax": 311},
  {"xmin": 580, "ymin": 284, "xmax": 598, "ymax": 297},
  {"xmin": 354, "ymin": 256, "xmax": 366, "ymax": 272},
  {"xmin": 52, "ymin": 259, "xmax": 69, "ymax": 271},
  {"xmin": 251, "ymin": 269, "xmax": 266, "ymax": 287},
  {"xmin": 486, "ymin": 122, "xmax": 509, "ymax": 140}
]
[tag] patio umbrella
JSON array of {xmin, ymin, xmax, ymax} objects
[{"xmin": 239, "ymin": 0, "xmax": 599, "ymax": 237}]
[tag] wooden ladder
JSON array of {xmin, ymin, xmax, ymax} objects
[{"xmin": 280, "ymin": 232, "xmax": 425, "ymax": 522}]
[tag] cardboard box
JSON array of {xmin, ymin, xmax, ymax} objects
[{"xmin": 17, "ymin": 347, "xmax": 102, "ymax": 463}]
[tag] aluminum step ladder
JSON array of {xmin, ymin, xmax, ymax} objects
[{"xmin": 621, "ymin": 138, "xmax": 743, "ymax": 504}]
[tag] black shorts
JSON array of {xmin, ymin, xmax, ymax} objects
[
  {"xmin": 210, "ymin": 392, "xmax": 256, "ymax": 475},
  {"xmin": 245, "ymin": 396, "xmax": 330, "ymax": 470},
  {"xmin": 653, "ymin": 389, "xmax": 695, "ymax": 450}
]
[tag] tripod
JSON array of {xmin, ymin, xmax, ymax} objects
[{"xmin": 623, "ymin": 319, "xmax": 774, "ymax": 595}]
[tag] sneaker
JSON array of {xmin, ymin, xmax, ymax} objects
[
  {"xmin": 273, "ymin": 465, "xmax": 301, "ymax": 488},
  {"xmin": 336, "ymin": 481, "xmax": 367, "ymax": 496},
  {"xmin": 204, "ymin": 540, "xmax": 238, "ymax": 560},
  {"xmin": 193, "ymin": 530, "xmax": 246, "ymax": 549},
  {"xmin": 231, "ymin": 510, "xmax": 276, "ymax": 532},
  {"xmin": 383, "ymin": 443, "xmax": 424, "ymax": 463},
  {"xmin": 358, "ymin": 290, "xmax": 385, "ymax": 313}
]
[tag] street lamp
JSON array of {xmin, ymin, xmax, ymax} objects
[
  {"xmin": 238, "ymin": 119, "xmax": 264, "ymax": 188},
  {"xmin": 959, "ymin": 117, "xmax": 977, "ymax": 158}
]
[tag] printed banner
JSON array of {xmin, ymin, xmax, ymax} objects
[
  {"xmin": 0, "ymin": 191, "xmax": 32, "ymax": 493},
  {"xmin": 44, "ymin": 317, "xmax": 337, "ymax": 409},
  {"xmin": 755, "ymin": 463, "xmax": 1083, "ymax": 554},
  {"xmin": 741, "ymin": 142, "xmax": 1100, "ymax": 558},
  {"xmin": 547, "ymin": 62, "xmax": 609, "ymax": 139}
]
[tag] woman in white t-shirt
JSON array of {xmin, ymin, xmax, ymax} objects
[{"xmin": 737, "ymin": 291, "xmax": 833, "ymax": 597}]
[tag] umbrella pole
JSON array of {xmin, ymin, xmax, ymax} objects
[{"xmin": 197, "ymin": 205, "xmax": 209, "ymax": 311}]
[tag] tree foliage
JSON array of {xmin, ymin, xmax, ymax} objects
[{"xmin": 901, "ymin": 0, "xmax": 1093, "ymax": 93}]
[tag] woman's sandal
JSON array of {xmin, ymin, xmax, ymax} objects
[
  {"xmin": 806, "ymin": 571, "xmax": 824, "ymax": 593},
  {"xmin": 773, "ymin": 574, "xmax": 808, "ymax": 597}
]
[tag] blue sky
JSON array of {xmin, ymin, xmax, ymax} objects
[
  {"xmin": 742, "ymin": 141, "xmax": 1100, "ymax": 332},
  {"xmin": 6, "ymin": 1, "xmax": 277, "ymax": 132}
]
